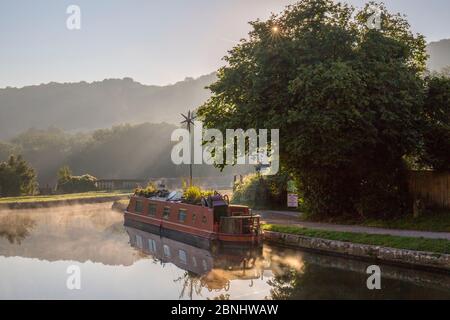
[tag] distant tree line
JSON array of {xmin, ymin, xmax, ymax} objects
[{"xmin": 0, "ymin": 122, "xmax": 252, "ymax": 196}]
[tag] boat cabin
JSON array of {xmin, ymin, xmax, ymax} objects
[{"xmin": 125, "ymin": 192, "xmax": 262, "ymax": 245}]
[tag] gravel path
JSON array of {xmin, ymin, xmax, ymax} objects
[{"xmin": 255, "ymin": 210, "xmax": 450, "ymax": 240}]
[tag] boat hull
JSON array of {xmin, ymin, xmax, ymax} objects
[
  {"xmin": 124, "ymin": 211, "xmax": 263, "ymax": 249},
  {"xmin": 124, "ymin": 216, "xmax": 213, "ymax": 250}
]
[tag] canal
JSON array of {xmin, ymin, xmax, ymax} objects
[{"xmin": 0, "ymin": 203, "xmax": 449, "ymax": 300}]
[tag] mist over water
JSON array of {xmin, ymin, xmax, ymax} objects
[{"xmin": 0, "ymin": 203, "xmax": 449, "ymax": 300}]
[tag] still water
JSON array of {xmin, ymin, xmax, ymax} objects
[{"xmin": 0, "ymin": 203, "xmax": 449, "ymax": 300}]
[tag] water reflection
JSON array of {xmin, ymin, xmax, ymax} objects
[
  {"xmin": 0, "ymin": 203, "xmax": 449, "ymax": 300},
  {"xmin": 126, "ymin": 226, "xmax": 450, "ymax": 300},
  {"xmin": 0, "ymin": 213, "xmax": 36, "ymax": 244},
  {"xmin": 126, "ymin": 226, "xmax": 264, "ymax": 299},
  {"xmin": 0, "ymin": 204, "xmax": 140, "ymax": 266}
]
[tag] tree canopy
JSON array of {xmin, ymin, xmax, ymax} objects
[
  {"xmin": 421, "ymin": 76, "xmax": 450, "ymax": 171},
  {"xmin": 198, "ymin": 0, "xmax": 448, "ymax": 218},
  {"xmin": 0, "ymin": 155, "xmax": 38, "ymax": 197}
]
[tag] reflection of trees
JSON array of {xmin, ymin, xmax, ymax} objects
[
  {"xmin": 268, "ymin": 260, "xmax": 447, "ymax": 300},
  {"xmin": 201, "ymin": 270, "xmax": 231, "ymax": 293},
  {"xmin": 268, "ymin": 261, "xmax": 373, "ymax": 300},
  {"xmin": 268, "ymin": 268, "xmax": 302, "ymax": 300},
  {"xmin": 174, "ymin": 271, "xmax": 203, "ymax": 300},
  {"xmin": 0, "ymin": 214, "xmax": 36, "ymax": 244}
]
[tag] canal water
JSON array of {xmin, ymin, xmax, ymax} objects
[{"xmin": 0, "ymin": 203, "xmax": 449, "ymax": 300}]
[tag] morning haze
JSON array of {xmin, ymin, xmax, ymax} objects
[
  {"xmin": 0, "ymin": 0, "xmax": 449, "ymax": 184},
  {"xmin": 0, "ymin": 0, "xmax": 449, "ymax": 88}
]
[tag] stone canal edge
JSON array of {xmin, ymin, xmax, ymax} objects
[{"xmin": 264, "ymin": 231, "xmax": 450, "ymax": 272}]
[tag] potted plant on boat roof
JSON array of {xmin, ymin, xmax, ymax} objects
[
  {"xmin": 134, "ymin": 182, "xmax": 158, "ymax": 198},
  {"xmin": 182, "ymin": 185, "xmax": 214, "ymax": 206}
]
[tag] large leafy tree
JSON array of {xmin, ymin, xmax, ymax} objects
[
  {"xmin": 421, "ymin": 76, "xmax": 450, "ymax": 170},
  {"xmin": 0, "ymin": 155, "xmax": 38, "ymax": 197},
  {"xmin": 198, "ymin": 0, "xmax": 428, "ymax": 218}
]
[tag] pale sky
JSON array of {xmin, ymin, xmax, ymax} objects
[{"xmin": 0, "ymin": 0, "xmax": 449, "ymax": 88}]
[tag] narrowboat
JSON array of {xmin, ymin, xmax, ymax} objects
[{"xmin": 124, "ymin": 190, "xmax": 263, "ymax": 249}]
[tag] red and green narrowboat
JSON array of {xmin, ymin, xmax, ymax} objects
[{"xmin": 124, "ymin": 191, "xmax": 263, "ymax": 249}]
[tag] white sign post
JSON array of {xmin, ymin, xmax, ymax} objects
[
  {"xmin": 287, "ymin": 193, "xmax": 298, "ymax": 208},
  {"xmin": 287, "ymin": 180, "xmax": 298, "ymax": 208}
]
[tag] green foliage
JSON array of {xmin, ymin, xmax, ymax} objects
[
  {"xmin": 134, "ymin": 182, "xmax": 158, "ymax": 198},
  {"xmin": 198, "ymin": 0, "xmax": 430, "ymax": 218},
  {"xmin": 182, "ymin": 185, "xmax": 214, "ymax": 205},
  {"xmin": 9, "ymin": 127, "xmax": 90, "ymax": 185},
  {"xmin": 57, "ymin": 166, "xmax": 72, "ymax": 182},
  {"xmin": 420, "ymin": 76, "xmax": 450, "ymax": 170},
  {"xmin": 183, "ymin": 186, "xmax": 203, "ymax": 204},
  {"xmin": 302, "ymin": 207, "xmax": 450, "ymax": 232},
  {"xmin": 0, "ymin": 155, "xmax": 38, "ymax": 197},
  {"xmin": 232, "ymin": 173, "xmax": 291, "ymax": 209},
  {"xmin": 362, "ymin": 210, "xmax": 450, "ymax": 233},
  {"xmin": 56, "ymin": 166, "xmax": 97, "ymax": 194},
  {"xmin": 0, "ymin": 123, "xmax": 250, "ymax": 186}
]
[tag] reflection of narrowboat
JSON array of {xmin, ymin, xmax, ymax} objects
[
  {"xmin": 125, "ymin": 226, "xmax": 264, "ymax": 292},
  {"xmin": 124, "ymin": 191, "xmax": 262, "ymax": 249}
]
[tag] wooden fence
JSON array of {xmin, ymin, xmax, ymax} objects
[
  {"xmin": 95, "ymin": 177, "xmax": 235, "ymax": 191},
  {"xmin": 96, "ymin": 179, "xmax": 148, "ymax": 191},
  {"xmin": 95, "ymin": 173, "xmax": 449, "ymax": 209},
  {"xmin": 407, "ymin": 171, "xmax": 450, "ymax": 209}
]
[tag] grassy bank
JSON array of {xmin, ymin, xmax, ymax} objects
[
  {"xmin": 302, "ymin": 211, "xmax": 450, "ymax": 233},
  {"xmin": 360, "ymin": 212, "xmax": 450, "ymax": 233},
  {"xmin": 262, "ymin": 224, "xmax": 450, "ymax": 254},
  {"xmin": 0, "ymin": 191, "xmax": 131, "ymax": 204}
]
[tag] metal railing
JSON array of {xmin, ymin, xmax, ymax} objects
[{"xmin": 219, "ymin": 216, "xmax": 260, "ymax": 234}]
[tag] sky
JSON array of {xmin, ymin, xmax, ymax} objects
[{"xmin": 0, "ymin": 0, "xmax": 449, "ymax": 88}]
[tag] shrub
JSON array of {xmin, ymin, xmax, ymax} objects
[
  {"xmin": 56, "ymin": 166, "xmax": 97, "ymax": 194},
  {"xmin": 57, "ymin": 174, "xmax": 97, "ymax": 194},
  {"xmin": 183, "ymin": 186, "xmax": 203, "ymax": 204},
  {"xmin": 134, "ymin": 182, "xmax": 158, "ymax": 198},
  {"xmin": 182, "ymin": 185, "xmax": 214, "ymax": 205},
  {"xmin": 232, "ymin": 173, "xmax": 291, "ymax": 209}
]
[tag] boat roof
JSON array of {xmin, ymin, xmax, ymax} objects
[{"xmin": 133, "ymin": 191, "xmax": 235, "ymax": 208}]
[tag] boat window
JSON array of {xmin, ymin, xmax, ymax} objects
[
  {"xmin": 148, "ymin": 239, "xmax": 157, "ymax": 253},
  {"xmin": 135, "ymin": 235, "xmax": 143, "ymax": 249},
  {"xmin": 202, "ymin": 215, "xmax": 207, "ymax": 224},
  {"xmin": 135, "ymin": 200, "xmax": 143, "ymax": 214},
  {"xmin": 162, "ymin": 207, "xmax": 170, "ymax": 220},
  {"xmin": 192, "ymin": 213, "xmax": 197, "ymax": 224},
  {"xmin": 163, "ymin": 245, "xmax": 171, "ymax": 257},
  {"xmin": 148, "ymin": 203, "xmax": 157, "ymax": 216},
  {"xmin": 178, "ymin": 209, "xmax": 187, "ymax": 223},
  {"xmin": 179, "ymin": 250, "xmax": 187, "ymax": 264}
]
